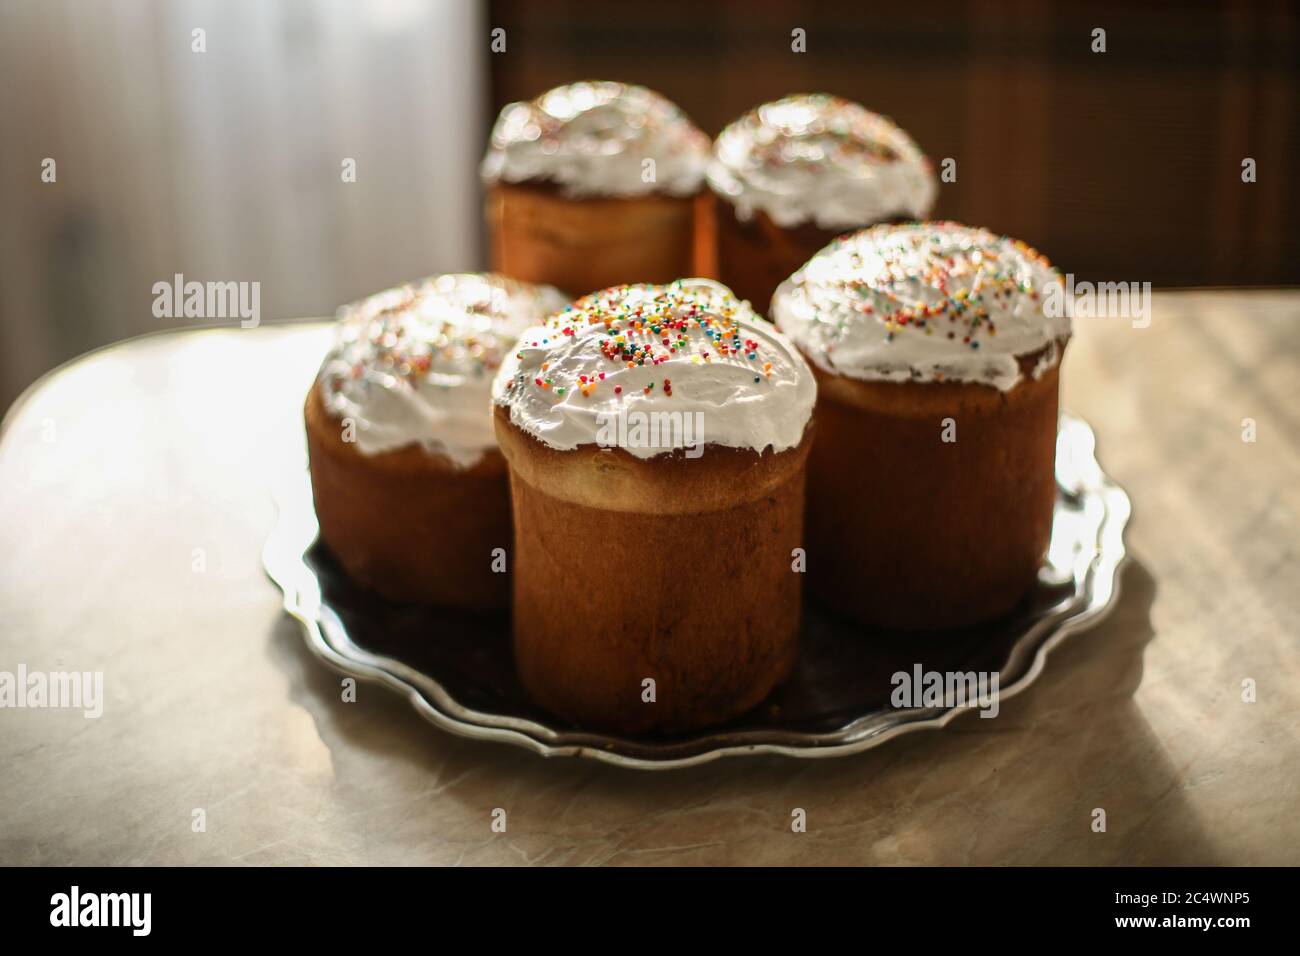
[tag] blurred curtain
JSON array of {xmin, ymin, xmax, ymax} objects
[{"xmin": 0, "ymin": 0, "xmax": 486, "ymax": 411}]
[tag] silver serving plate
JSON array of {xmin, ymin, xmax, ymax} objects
[{"xmin": 263, "ymin": 413, "xmax": 1130, "ymax": 770}]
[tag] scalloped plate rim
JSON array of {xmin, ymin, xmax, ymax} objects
[{"xmin": 262, "ymin": 412, "xmax": 1131, "ymax": 770}]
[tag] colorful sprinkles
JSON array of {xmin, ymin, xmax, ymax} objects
[
  {"xmin": 507, "ymin": 281, "xmax": 778, "ymax": 402},
  {"xmin": 483, "ymin": 81, "xmax": 710, "ymax": 194},
  {"xmin": 804, "ymin": 221, "xmax": 1061, "ymax": 353},
  {"xmin": 327, "ymin": 275, "xmax": 562, "ymax": 398},
  {"xmin": 726, "ymin": 93, "xmax": 913, "ymax": 170}
]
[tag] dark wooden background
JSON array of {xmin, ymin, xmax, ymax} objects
[{"xmin": 488, "ymin": 0, "xmax": 1300, "ymax": 287}]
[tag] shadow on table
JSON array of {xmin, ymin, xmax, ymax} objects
[{"xmin": 267, "ymin": 555, "xmax": 1214, "ymax": 864}]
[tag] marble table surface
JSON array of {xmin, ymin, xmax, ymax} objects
[{"xmin": 1, "ymin": 289, "xmax": 1297, "ymax": 865}]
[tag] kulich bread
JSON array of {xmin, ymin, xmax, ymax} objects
[
  {"xmin": 708, "ymin": 94, "xmax": 936, "ymax": 314},
  {"xmin": 492, "ymin": 279, "xmax": 817, "ymax": 733},
  {"xmin": 306, "ymin": 273, "xmax": 567, "ymax": 607},
  {"xmin": 771, "ymin": 222, "xmax": 1071, "ymax": 631},
  {"xmin": 802, "ymin": 359, "xmax": 1060, "ymax": 630},
  {"xmin": 711, "ymin": 203, "xmax": 887, "ymax": 320},
  {"xmin": 485, "ymin": 181, "xmax": 704, "ymax": 296},
  {"xmin": 481, "ymin": 80, "xmax": 710, "ymax": 296},
  {"xmin": 306, "ymin": 386, "xmax": 514, "ymax": 607}
]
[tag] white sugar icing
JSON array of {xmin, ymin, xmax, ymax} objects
[
  {"xmin": 708, "ymin": 94, "xmax": 937, "ymax": 230},
  {"xmin": 492, "ymin": 279, "xmax": 816, "ymax": 458},
  {"xmin": 771, "ymin": 222, "xmax": 1071, "ymax": 392},
  {"xmin": 480, "ymin": 80, "xmax": 710, "ymax": 199},
  {"xmin": 318, "ymin": 273, "xmax": 568, "ymax": 467}
]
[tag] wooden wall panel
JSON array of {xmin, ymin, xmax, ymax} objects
[{"xmin": 486, "ymin": 0, "xmax": 1300, "ymax": 288}]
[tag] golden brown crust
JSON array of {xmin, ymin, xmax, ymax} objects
[
  {"xmin": 485, "ymin": 181, "xmax": 704, "ymax": 297},
  {"xmin": 802, "ymin": 360, "xmax": 1062, "ymax": 631},
  {"xmin": 492, "ymin": 404, "xmax": 812, "ymax": 514},
  {"xmin": 809, "ymin": 344, "xmax": 1065, "ymax": 415},
  {"xmin": 304, "ymin": 384, "xmax": 511, "ymax": 608},
  {"xmin": 713, "ymin": 200, "xmax": 850, "ymax": 316},
  {"xmin": 496, "ymin": 412, "xmax": 811, "ymax": 733}
]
